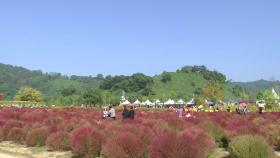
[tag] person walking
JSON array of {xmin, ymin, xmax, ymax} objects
[
  {"xmin": 108, "ymin": 105, "xmax": 116, "ymax": 120},
  {"xmin": 177, "ymin": 106, "xmax": 183, "ymax": 118},
  {"xmin": 122, "ymin": 105, "xmax": 130, "ymax": 120},
  {"xmin": 102, "ymin": 107, "xmax": 109, "ymax": 119},
  {"xmin": 129, "ymin": 106, "xmax": 135, "ymax": 120}
]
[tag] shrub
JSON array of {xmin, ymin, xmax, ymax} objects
[
  {"xmin": 226, "ymin": 118, "xmax": 258, "ymax": 136},
  {"xmin": 25, "ymin": 127, "xmax": 48, "ymax": 147},
  {"xmin": 1, "ymin": 120, "xmax": 23, "ymax": 140},
  {"xmin": 150, "ymin": 126, "xmax": 214, "ymax": 158},
  {"xmin": 203, "ymin": 122, "xmax": 228, "ymax": 147},
  {"xmin": 71, "ymin": 127, "xmax": 103, "ymax": 158},
  {"xmin": 102, "ymin": 131, "xmax": 145, "ymax": 158},
  {"xmin": 7, "ymin": 127, "xmax": 25, "ymax": 144},
  {"xmin": 46, "ymin": 131, "xmax": 70, "ymax": 151},
  {"xmin": 228, "ymin": 135, "xmax": 273, "ymax": 158}
]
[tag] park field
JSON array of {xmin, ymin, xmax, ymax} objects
[{"xmin": 0, "ymin": 107, "xmax": 279, "ymax": 158}]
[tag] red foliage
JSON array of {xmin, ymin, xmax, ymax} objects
[
  {"xmin": 0, "ymin": 107, "xmax": 279, "ymax": 157},
  {"xmin": 1, "ymin": 120, "xmax": 23, "ymax": 140},
  {"xmin": 25, "ymin": 127, "xmax": 48, "ymax": 147},
  {"xmin": 46, "ymin": 131, "xmax": 71, "ymax": 151},
  {"xmin": 102, "ymin": 131, "xmax": 145, "ymax": 158},
  {"xmin": 7, "ymin": 127, "xmax": 25, "ymax": 144},
  {"xmin": 150, "ymin": 126, "xmax": 214, "ymax": 158},
  {"xmin": 71, "ymin": 127, "xmax": 103, "ymax": 158}
]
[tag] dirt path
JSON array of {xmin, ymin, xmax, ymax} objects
[
  {"xmin": 0, "ymin": 141, "xmax": 71, "ymax": 158},
  {"xmin": 0, "ymin": 153, "xmax": 26, "ymax": 158}
]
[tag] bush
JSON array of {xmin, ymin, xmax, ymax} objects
[
  {"xmin": 204, "ymin": 122, "xmax": 228, "ymax": 147},
  {"xmin": 1, "ymin": 120, "xmax": 22, "ymax": 140},
  {"xmin": 7, "ymin": 127, "xmax": 25, "ymax": 144},
  {"xmin": 71, "ymin": 127, "xmax": 103, "ymax": 158},
  {"xmin": 102, "ymin": 131, "xmax": 145, "ymax": 158},
  {"xmin": 25, "ymin": 127, "xmax": 48, "ymax": 147},
  {"xmin": 46, "ymin": 131, "xmax": 70, "ymax": 151},
  {"xmin": 228, "ymin": 135, "xmax": 273, "ymax": 158},
  {"xmin": 150, "ymin": 126, "xmax": 214, "ymax": 158}
]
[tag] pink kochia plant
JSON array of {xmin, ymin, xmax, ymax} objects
[
  {"xmin": 102, "ymin": 131, "xmax": 145, "ymax": 158},
  {"xmin": 71, "ymin": 127, "xmax": 103, "ymax": 158},
  {"xmin": 0, "ymin": 107, "xmax": 279, "ymax": 158},
  {"xmin": 46, "ymin": 131, "xmax": 71, "ymax": 151},
  {"xmin": 150, "ymin": 126, "xmax": 215, "ymax": 158}
]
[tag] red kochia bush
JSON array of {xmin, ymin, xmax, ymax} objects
[
  {"xmin": 71, "ymin": 127, "xmax": 103, "ymax": 158},
  {"xmin": 102, "ymin": 131, "xmax": 145, "ymax": 158},
  {"xmin": 150, "ymin": 126, "xmax": 214, "ymax": 158},
  {"xmin": 25, "ymin": 127, "xmax": 48, "ymax": 147},
  {"xmin": 1, "ymin": 120, "xmax": 23, "ymax": 140},
  {"xmin": 7, "ymin": 127, "xmax": 25, "ymax": 144},
  {"xmin": 46, "ymin": 131, "xmax": 70, "ymax": 151}
]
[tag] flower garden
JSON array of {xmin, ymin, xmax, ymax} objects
[{"xmin": 0, "ymin": 107, "xmax": 279, "ymax": 158}]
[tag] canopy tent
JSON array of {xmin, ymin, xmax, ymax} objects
[
  {"xmin": 177, "ymin": 99, "xmax": 185, "ymax": 105},
  {"xmin": 133, "ymin": 100, "xmax": 141, "ymax": 105},
  {"xmin": 164, "ymin": 99, "xmax": 175, "ymax": 105},
  {"xmin": 272, "ymin": 88, "xmax": 280, "ymax": 100},
  {"xmin": 186, "ymin": 98, "xmax": 194, "ymax": 105},
  {"xmin": 122, "ymin": 100, "xmax": 131, "ymax": 105},
  {"xmin": 140, "ymin": 99, "xmax": 153, "ymax": 106},
  {"xmin": 155, "ymin": 99, "xmax": 161, "ymax": 104},
  {"xmin": 145, "ymin": 99, "xmax": 153, "ymax": 106}
]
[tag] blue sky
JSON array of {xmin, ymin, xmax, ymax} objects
[{"xmin": 0, "ymin": 0, "xmax": 279, "ymax": 81}]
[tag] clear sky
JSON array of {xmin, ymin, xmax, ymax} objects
[{"xmin": 0, "ymin": 0, "xmax": 279, "ymax": 82}]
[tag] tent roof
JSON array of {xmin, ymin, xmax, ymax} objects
[
  {"xmin": 122, "ymin": 100, "xmax": 131, "ymax": 105},
  {"xmin": 177, "ymin": 99, "xmax": 185, "ymax": 104},
  {"xmin": 133, "ymin": 100, "xmax": 141, "ymax": 104},
  {"xmin": 155, "ymin": 99, "xmax": 161, "ymax": 103}
]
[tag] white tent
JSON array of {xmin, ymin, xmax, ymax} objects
[
  {"xmin": 170, "ymin": 99, "xmax": 175, "ymax": 105},
  {"xmin": 272, "ymin": 88, "xmax": 279, "ymax": 100},
  {"xmin": 155, "ymin": 99, "xmax": 161, "ymax": 104},
  {"xmin": 133, "ymin": 100, "xmax": 141, "ymax": 105},
  {"xmin": 177, "ymin": 99, "xmax": 185, "ymax": 105},
  {"xmin": 122, "ymin": 100, "xmax": 131, "ymax": 105},
  {"xmin": 145, "ymin": 99, "xmax": 153, "ymax": 106},
  {"xmin": 164, "ymin": 99, "xmax": 175, "ymax": 105},
  {"xmin": 187, "ymin": 98, "xmax": 194, "ymax": 105}
]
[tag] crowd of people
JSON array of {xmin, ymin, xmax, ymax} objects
[
  {"xmin": 102, "ymin": 105, "xmax": 135, "ymax": 120},
  {"xmin": 101, "ymin": 102, "xmax": 266, "ymax": 121}
]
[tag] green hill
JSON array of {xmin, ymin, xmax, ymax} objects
[
  {"xmin": 152, "ymin": 72, "xmax": 207, "ymax": 100},
  {"xmin": 233, "ymin": 80, "xmax": 280, "ymax": 95},
  {"xmin": 1, "ymin": 63, "xmax": 278, "ymax": 105},
  {"xmin": 0, "ymin": 63, "xmax": 103, "ymax": 104}
]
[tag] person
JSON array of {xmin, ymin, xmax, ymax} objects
[
  {"xmin": 243, "ymin": 106, "xmax": 248, "ymax": 115},
  {"xmin": 129, "ymin": 106, "xmax": 135, "ymax": 120},
  {"xmin": 227, "ymin": 106, "xmax": 231, "ymax": 112},
  {"xmin": 108, "ymin": 105, "xmax": 116, "ymax": 120},
  {"xmin": 102, "ymin": 107, "xmax": 109, "ymax": 119},
  {"xmin": 236, "ymin": 106, "xmax": 241, "ymax": 114},
  {"xmin": 186, "ymin": 109, "xmax": 192, "ymax": 119},
  {"xmin": 177, "ymin": 106, "xmax": 183, "ymax": 118},
  {"xmin": 122, "ymin": 105, "xmax": 130, "ymax": 120},
  {"xmin": 258, "ymin": 104, "xmax": 264, "ymax": 114}
]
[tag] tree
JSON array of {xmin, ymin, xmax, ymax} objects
[
  {"xmin": 161, "ymin": 72, "xmax": 172, "ymax": 83},
  {"xmin": 202, "ymin": 82, "xmax": 224, "ymax": 102},
  {"xmin": 255, "ymin": 90, "xmax": 279, "ymax": 109},
  {"xmin": 81, "ymin": 89, "xmax": 103, "ymax": 107},
  {"xmin": 232, "ymin": 85, "xmax": 249, "ymax": 101},
  {"xmin": 14, "ymin": 87, "xmax": 43, "ymax": 102},
  {"xmin": 96, "ymin": 74, "xmax": 104, "ymax": 80}
]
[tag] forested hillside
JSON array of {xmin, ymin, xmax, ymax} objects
[{"xmin": 0, "ymin": 63, "xmax": 275, "ymax": 105}]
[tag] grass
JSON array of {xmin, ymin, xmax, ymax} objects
[{"xmin": 152, "ymin": 72, "xmax": 207, "ymax": 99}]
